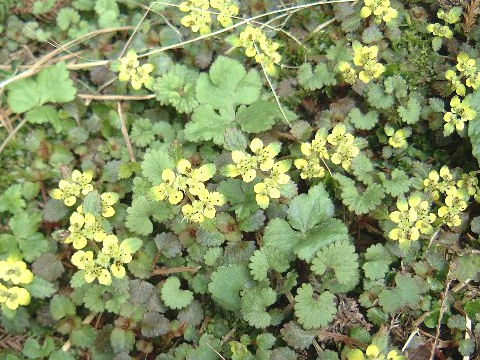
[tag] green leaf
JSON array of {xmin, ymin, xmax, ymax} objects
[
  {"xmin": 223, "ymin": 127, "xmax": 248, "ymax": 151},
  {"xmin": 381, "ymin": 169, "xmax": 412, "ymax": 197},
  {"xmin": 153, "ymin": 64, "xmax": 199, "ymax": 114},
  {"xmin": 23, "ymin": 338, "xmax": 54, "ymax": 359},
  {"xmin": 362, "ymin": 244, "xmax": 394, "ymax": 280},
  {"xmin": 7, "ymin": 62, "xmax": 76, "ymax": 113},
  {"xmin": 384, "ymin": 75, "xmax": 408, "ymax": 99},
  {"xmin": 262, "ymin": 219, "xmax": 300, "ymax": 271},
  {"xmin": 121, "ymin": 237, "xmax": 143, "ymax": 253},
  {"xmin": 366, "ymin": 83, "xmax": 394, "ymax": 110},
  {"xmin": 378, "ymin": 273, "xmax": 424, "ymax": 314},
  {"xmin": 311, "ymin": 240, "xmax": 359, "ymax": 285},
  {"xmin": 280, "ymin": 321, "xmax": 315, "ymax": 350},
  {"xmin": 335, "ymin": 174, "xmax": 385, "ymax": 215},
  {"xmin": 287, "ymin": 184, "xmax": 334, "ymax": 233},
  {"xmin": 25, "ymin": 105, "xmax": 59, "ymax": 124},
  {"xmin": 0, "ymin": 184, "xmax": 25, "ymax": 214},
  {"xmin": 125, "ymin": 196, "xmax": 158, "ymax": 235},
  {"xmin": 70, "ymin": 325, "xmax": 97, "ymax": 348},
  {"xmin": 195, "ymin": 56, "xmax": 262, "ymax": 115},
  {"xmin": 50, "ymin": 295, "xmax": 76, "ymax": 320},
  {"xmin": 249, "ymin": 249, "xmax": 269, "ymax": 282},
  {"xmin": 297, "ymin": 63, "xmax": 336, "ymax": 90},
  {"xmin": 240, "ymin": 286, "xmax": 277, "ymax": 328},
  {"xmin": 294, "ymin": 284, "xmax": 336, "ymax": 329},
  {"xmin": 141, "ymin": 146, "xmax": 174, "ymax": 184},
  {"xmin": 161, "ymin": 276, "xmax": 194, "ymax": 310},
  {"xmin": 398, "ymin": 96, "xmax": 421, "ymax": 124},
  {"xmin": 208, "ymin": 264, "xmax": 251, "ymax": 311},
  {"xmin": 348, "ymin": 108, "xmax": 379, "ymax": 130},
  {"xmin": 82, "ymin": 190, "xmax": 101, "ymax": 216},
  {"xmin": 450, "ymin": 254, "xmax": 480, "ymax": 282},
  {"xmin": 49, "ymin": 350, "xmax": 75, "ymax": 360},
  {"xmin": 293, "ymin": 218, "xmax": 348, "ymax": 263},
  {"xmin": 110, "ymin": 328, "xmax": 135, "ymax": 353},
  {"xmin": 236, "ymin": 100, "xmax": 282, "ymax": 133},
  {"xmin": 56, "ymin": 8, "xmax": 80, "ymax": 30},
  {"xmin": 217, "ymin": 179, "xmax": 258, "ymax": 218},
  {"xmin": 185, "ymin": 105, "xmax": 233, "ymax": 145},
  {"xmin": 351, "ymin": 153, "xmax": 374, "ymax": 185}
]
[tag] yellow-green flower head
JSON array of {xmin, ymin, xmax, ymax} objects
[
  {"xmin": 294, "ymin": 157, "xmax": 325, "ymax": 179},
  {"xmin": 365, "ymin": 345, "xmax": 380, "ymax": 358},
  {"xmin": 352, "ymin": 42, "xmax": 378, "ymax": 67},
  {"xmin": 456, "ymin": 53, "xmax": 477, "ymax": 73},
  {"xmin": 71, "ymin": 250, "xmax": 94, "ymax": 270},
  {"xmin": 118, "ymin": 49, "xmax": 154, "ymax": 90},
  {"xmin": 438, "ymin": 7, "xmax": 462, "ymax": 24},
  {"xmin": 100, "ymin": 192, "xmax": 119, "ymax": 218},
  {"xmin": 72, "ymin": 250, "xmax": 111, "ymax": 285},
  {"xmin": 0, "ymin": 257, "xmax": 34, "ymax": 285},
  {"xmin": 118, "ymin": 49, "xmax": 139, "ymax": 82},
  {"xmin": 0, "ymin": 285, "xmax": 31, "ymax": 310},
  {"xmin": 152, "ymin": 169, "xmax": 185, "ymax": 205},
  {"xmin": 302, "ymin": 129, "xmax": 329, "ymax": 159},
  {"xmin": 250, "ymin": 138, "xmax": 281, "ymax": 171},
  {"xmin": 181, "ymin": 189, "xmax": 225, "ymax": 223},
  {"xmin": 457, "ymin": 171, "xmax": 479, "ymax": 196},
  {"xmin": 360, "ymin": 0, "xmax": 398, "ymax": 24},
  {"xmin": 223, "ymin": 150, "xmax": 258, "ymax": 182},
  {"xmin": 130, "ymin": 63, "xmax": 154, "ymax": 90},
  {"xmin": 445, "ymin": 69, "xmax": 466, "ymax": 96},
  {"xmin": 239, "ymin": 25, "xmax": 281, "ymax": 75},
  {"xmin": 388, "ymin": 128, "xmax": 408, "ymax": 149},
  {"xmin": 389, "ymin": 196, "xmax": 422, "ymax": 244},
  {"xmin": 66, "ymin": 207, "xmax": 106, "ymax": 247},
  {"xmin": 359, "ymin": 60, "xmax": 385, "ymax": 83},
  {"xmin": 180, "ymin": 2, "xmax": 212, "ymax": 35},
  {"xmin": 211, "ymin": 0, "xmax": 239, "ymax": 28},
  {"xmin": 338, "ymin": 61, "xmax": 357, "ymax": 84},
  {"xmin": 427, "ymin": 23, "xmax": 453, "ymax": 39},
  {"xmin": 49, "ymin": 170, "xmax": 94, "ymax": 206},
  {"xmin": 101, "ymin": 235, "xmax": 134, "ymax": 279}
]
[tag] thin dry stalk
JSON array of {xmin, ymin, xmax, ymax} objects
[
  {"xmin": 151, "ymin": 266, "xmax": 201, "ymax": 276},
  {"xmin": 117, "ymin": 102, "xmax": 136, "ymax": 163},
  {"xmin": 430, "ymin": 270, "xmax": 452, "ymax": 360},
  {"xmin": 78, "ymin": 94, "xmax": 156, "ymax": 101}
]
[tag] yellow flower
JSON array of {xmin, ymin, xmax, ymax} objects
[
  {"xmin": 100, "ymin": 192, "xmax": 119, "ymax": 218},
  {"xmin": 130, "ymin": 63, "xmax": 154, "ymax": 90},
  {"xmin": 2, "ymin": 286, "xmax": 31, "ymax": 310},
  {"xmin": 118, "ymin": 50, "xmax": 139, "ymax": 82},
  {"xmin": 101, "ymin": 235, "xmax": 133, "ymax": 279},
  {"xmin": 338, "ymin": 61, "xmax": 357, "ymax": 84},
  {"xmin": 84, "ymin": 264, "xmax": 112, "ymax": 285},
  {"xmin": 347, "ymin": 349, "xmax": 365, "ymax": 360},
  {"xmin": 388, "ymin": 129, "xmax": 408, "ymax": 149},
  {"xmin": 239, "ymin": 25, "xmax": 281, "ymax": 74},
  {"xmin": 0, "ymin": 257, "xmax": 34, "ymax": 285},
  {"xmin": 365, "ymin": 345, "xmax": 380, "ymax": 358},
  {"xmin": 71, "ymin": 250, "xmax": 94, "ymax": 270}
]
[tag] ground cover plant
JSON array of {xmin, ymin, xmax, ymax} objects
[{"xmin": 2, "ymin": 0, "xmax": 480, "ymax": 359}]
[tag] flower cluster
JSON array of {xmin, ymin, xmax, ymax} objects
[
  {"xmin": 152, "ymin": 159, "xmax": 225, "ymax": 222},
  {"xmin": 427, "ymin": 7, "xmax": 462, "ymax": 46},
  {"xmin": 239, "ymin": 25, "xmax": 281, "ymax": 75},
  {"xmin": 423, "ymin": 166, "xmax": 480, "ymax": 228},
  {"xmin": 50, "ymin": 169, "xmax": 93, "ymax": 206},
  {"xmin": 443, "ymin": 53, "xmax": 479, "ymax": 135},
  {"xmin": 66, "ymin": 206, "xmax": 108, "ymax": 249},
  {"xmin": 388, "ymin": 193, "xmax": 436, "ymax": 245},
  {"xmin": 50, "ymin": 171, "xmax": 134, "ymax": 285},
  {"xmin": 118, "ymin": 50, "xmax": 154, "ymax": 90},
  {"xmin": 339, "ymin": 42, "xmax": 385, "ymax": 84},
  {"xmin": 295, "ymin": 125, "xmax": 360, "ymax": 177},
  {"xmin": 385, "ymin": 125, "xmax": 411, "ymax": 149},
  {"xmin": 0, "ymin": 257, "xmax": 33, "ymax": 310},
  {"xmin": 71, "ymin": 234, "xmax": 136, "ymax": 285},
  {"xmin": 443, "ymin": 96, "xmax": 476, "ymax": 134},
  {"xmin": 223, "ymin": 138, "xmax": 290, "ymax": 209},
  {"xmin": 347, "ymin": 344, "xmax": 405, "ymax": 360},
  {"xmin": 179, "ymin": 0, "xmax": 239, "ymax": 34},
  {"xmin": 360, "ymin": 0, "xmax": 398, "ymax": 24}
]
